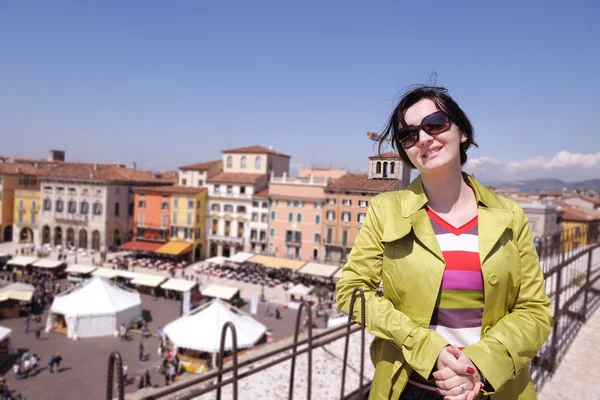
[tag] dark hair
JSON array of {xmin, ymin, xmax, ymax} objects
[{"xmin": 378, "ymin": 86, "xmax": 478, "ymax": 169}]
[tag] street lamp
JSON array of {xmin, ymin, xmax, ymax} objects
[{"xmin": 260, "ymin": 282, "xmax": 265, "ymax": 302}]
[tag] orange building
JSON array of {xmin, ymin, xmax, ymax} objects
[{"xmin": 132, "ymin": 188, "xmax": 172, "ymax": 246}]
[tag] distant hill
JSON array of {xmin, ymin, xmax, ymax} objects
[{"xmin": 486, "ymin": 179, "xmax": 600, "ymax": 192}]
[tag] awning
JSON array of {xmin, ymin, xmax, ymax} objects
[
  {"xmin": 66, "ymin": 265, "xmax": 97, "ymax": 275},
  {"xmin": 92, "ymin": 268, "xmax": 120, "ymax": 279},
  {"xmin": 0, "ymin": 326, "xmax": 11, "ymax": 343},
  {"xmin": 32, "ymin": 259, "xmax": 66, "ymax": 269},
  {"xmin": 297, "ymin": 262, "xmax": 340, "ymax": 278},
  {"xmin": 6, "ymin": 256, "xmax": 39, "ymax": 267},
  {"xmin": 201, "ymin": 284, "xmax": 240, "ymax": 301},
  {"xmin": 118, "ymin": 240, "xmax": 164, "ymax": 252},
  {"xmin": 248, "ymin": 255, "xmax": 306, "ymax": 270},
  {"xmin": 333, "ymin": 268, "xmax": 342, "ymax": 280},
  {"xmin": 0, "ymin": 291, "xmax": 33, "ymax": 302},
  {"xmin": 160, "ymin": 279, "xmax": 197, "ymax": 292},
  {"xmin": 156, "ymin": 242, "xmax": 192, "ymax": 256},
  {"xmin": 130, "ymin": 274, "xmax": 167, "ymax": 288},
  {"xmin": 228, "ymin": 252, "xmax": 255, "ymax": 264},
  {"xmin": 287, "ymin": 283, "xmax": 313, "ymax": 297},
  {"xmin": 115, "ymin": 271, "xmax": 138, "ymax": 280}
]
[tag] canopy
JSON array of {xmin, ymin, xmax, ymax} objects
[
  {"xmin": 115, "ymin": 271, "xmax": 138, "ymax": 280},
  {"xmin": 156, "ymin": 242, "xmax": 192, "ymax": 255},
  {"xmin": 164, "ymin": 299, "xmax": 266, "ymax": 352},
  {"xmin": 130, "ymin": 274, "xmax": 167, "ymax": 288},
  {"xmin": 51, "ymin": 277, "xmax": 141, "ymax": 339},
  {"xmin": 160, "ymin": 279, "xmax": 197, "ymax": 292},
  {"xmin": 118, "ymin": 240, "xmax": 163, "ymax": 252},
  {"xmin": 248, "ymin": 255, "xmax": 306, "ymax": 270},
  {"xmin": 201, "ymin": 284, "xmax": 240, "ymax": 301},
  {"xmin": 32, "ymin": 259, "xmax": 65, "ymax": 269},
  {"xmin": 7, "ymin": 256, "xmax": 39, "ymax": 267},
  {"xmin": 0, "ymin": 283, "xmax": 35, "ymax": 302},
  {"xmin": 0, "ymin": 326, "xmax": 11, "ymax": 342},
  {"xmin": 66, "ymin": 265, "xmax": 97, "ymax": 275},
  {"xmin": 287, "ymin": 283, "xmax": 313, "ymax": 297},
  {"xmin": 92, "ymin": 268, "xmax": 120, "ymax": 279},
  {"xmin": 204, "ymin": 256, "xmax": 229, "ymax": 265},
  {"xmin": 228, "ymin": 252, "xmax": 255, "ymax": 264},
  {"xmin": 333, "ymin": 268, "xmax": 342, "ymax": 280},
  {"xmin": 297, "ymin": 262, "xmax": 340, "ymax": 278}
]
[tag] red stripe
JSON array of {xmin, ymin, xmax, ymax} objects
[
  {"xmin": 427, "ymin": 208, "xmax": 478, "ymax": 235},
  {"xmin": 443, "ymin": 251, "xmax": 481, "ymax": 271}
]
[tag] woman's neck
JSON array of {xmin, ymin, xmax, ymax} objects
[{"xmin": 421, "ymin": 167, "xmax": 473, "ymax": 214}]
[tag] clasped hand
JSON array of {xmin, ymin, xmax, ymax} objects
[{"xmin": 433, "ymin": 346, "xmax": 484, "ymax": 400}]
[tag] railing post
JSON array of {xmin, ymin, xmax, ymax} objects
[
  {"xmin": 106, "ymin": 351, "xmax": 125, "ymax": 400},
  {"xmin": 549, "ymin": 266, "xmax": 562, "ymax": 372},
  {"xmin": 582, "ymin": 249, "xmax": 593, "ymax": 321},
  {"xmin": 216, "ymin": 321, "xmax": 239, "ymax": 400},
  {"xmin": 340, "ymin": 288, "xmax": 366, "ymax": 400},
  {"xmin": 288, "ymin": 301, "xmax": 313, "ymax": 400}
]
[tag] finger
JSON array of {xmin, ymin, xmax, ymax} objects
[
  {"xmin": 435, "ymin": 375, "xmax": 471, "ymax": 391},
  {"xmin": 444, "ymin": 356, "xmax": 473, "ymax": 375},
  {"xmin": 446, "ymin": 345, "xmax": 461, "ymax": 358},
  {"xmin": 433, "ymin": 367, "xmax": 457, "ymax": 380}
]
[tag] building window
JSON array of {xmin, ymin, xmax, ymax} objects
[
  {"xmin": 227, "ymin": 156, "xmax": 233, "ymax": 168},
  {"xmin": 342, "ymin": 229, "xmax": 349, "ymax": 246},
  {"xmin": 198, "ymin": 179, "xmax": 204, "ymax": 186},
  {"xmin": 342, "ymin": 199, "xmax": 352, "ymax": 206},
  {"xmin": 315, "ymin": 215, "xmax": 320, "ymax": 224},
  {"xmin": 214, "ymin": 185, "xmax": 221, "ymax": 194},
  {"xmin": 138, "ymin": 200, "xmax": 146, "ymax": 209},
  {"xmin": 342, "ymin": 212, "xmax": 351, "ymax": 222},
  {"xmin": 261, "ymin": 213, "xmax": 268, "ymax": 223},
  {"xmin": 326, "ymin": 211, "xmax": 335, "ymax": 221},
  {"xmin": 251, "ymin": 212, "xmax": 259, "ymax": 222},
  {"xmin": 18, "ymin": 213, "xmax": 23, "ymax": 224},
  {"xmin": 326, "ymin": 227, "xmax": 333, "ymax": 244},
  {"xmin": 114, "ymin": 203, "xmax": 120, "ymax": 216},
  {"xmin": 182, "ymin": 179, "xmax": 187, "ymax": 185},
  {"xmin": 18, "ymin": 200, "xmax": 24, "ymax": 210},
  {"xmin": 390, "ymin": 162, "xmax": 395, "ymax": 174},
  {"xmin": 240, "ymin": 186, "xmax": 246, "ymax": 194},
  {"xmin": 31, "ymin": 213, "xmax": 36, "ymax": 225},
  {"xmin": 314, "ymin": 233, "xmax": 320, "ymax": 243},
  {"xmin": 255, "ymin": 156, "xmax": 262, "ymax": 170},
  {"xmin": 172, "ymin": 212, "xmax": 178, "ymax": 224},
  {"xmin": 376, "ymin": 161, "xmax": 381, "ymax": 174},
  {"xmin": 241, "ymin": 156, "xmax": 247, "ymax": 169},
  {"xmin": 358, "ymin": 200, "xmax": 368, "ymax": 207},
  {"xmin": 187, "ymin": 213, "xmax": 192, "ymax": 225},
  {"xmin": 80, "ymin": 201, "xmax": 89, "ymax": 214},
  {"xmin": 227, "ymin": 185, "xmax": 233, "ymax": 194},
  {"xmin": 93, "ymin": 202, "xmax": 102, "ymax": 215},
  {"xmin": 173, "ymin": 198, "xmax": 179, "ymax": 207},
  {"xmin": 358, "ymin": 213, "xmax": 366, "ymax": 223},
  {"xmin": 56, "ymin": 199, "xmax": 64, "ymax": 212},
  {"xmin": 68, "ymin": 200, "xmax": 77, "ymax": 214},
  {"xmin": 31, "ymin": 200, "xmax": 37, "ymax": 211},
  {"xmin": 171, "ymin": 227, "xmax": 178, "ymax": 238},
  {"xmin": 188, "ymin": 200, "xmax": 194, "ymax": 209},
  {"xmin": 161, "ymin": 202, "xmax": 168, "ymax": 210},
  {"xmin": 297, "ymin": 213, "xmax": 302, "ymax": 222},
  {"xmin": 139, "ymin": 213, "xmax": 145, "ymax": 226},
  {"xmin": 224, "ymin": 204, "xmax": 233, "ymax": 213},
  {"xmin": 43, "ymin": 198, "xmax": 52, "ymax": 211},
  {"xmin": 293, "ymin": 201, "xmax": 299, "ymax": 207},
  {"xmin": 271, "ymin": 211, "xmax": 276, "ymax": 220},
  {"xmin": 197, "ymin": 201, "xmax": 200, "ymax": 208},
  {"xmin": 288, "ymin": 212, "xmax": 293, "ymax": 222},
  {"xmin": 162, "ymin": 215, "xmax": 168, "ymax": 228},
  {"xmin": 327, "ymin": 198, "xmax": 336, "ymax": 205},
  {"xmin": 211, "ymin": 204, "xmax": 221, "ymax": 211},
  {"xmin": 195, "ymin": 228, "xmax": 201, "ymax": 239},
  {"xmin": 237, "ymin": 206, "xmax": 246, "ymax": 213},
  {"xmin": 270, "ymin": 228, "xmax": 275, "ymax": 237}
]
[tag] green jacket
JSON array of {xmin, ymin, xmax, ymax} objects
[{"xmin": 336, "ymin": 174, "xmax": 552, "ymax": 400}]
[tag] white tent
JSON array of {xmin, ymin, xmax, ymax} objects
[
  {"xmin": 164, "ymin": 298, "xmax": 266, "ymax": 353},
  {"xmin": 0, "ymin": 326, "xmax": 11, "ymax": 355},
  {"xmin": 286, "ymin": 283, "xmax": 313, "ymax": 297},
  {"xmin": 228, "ymin": 252, "xmax": 254, "ymax": 264},
  {"xmin": 50, "ymin": 276, "xmax": 142, "ymax": 339}
]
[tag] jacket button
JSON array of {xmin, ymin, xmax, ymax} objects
[
  {"xmin": 483, "ymin": 326, "xmax": 491, "ymax": 334},
  {"xmin": 488, "ymin": 274, "xmax": 498, "ymax": 285}
]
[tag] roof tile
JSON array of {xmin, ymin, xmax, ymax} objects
[
  {"xmin": 222, "ymin": 145, "xmax": 290, "ymax": 158},
  {"xmin": 179, "ymin": 159, "xmax": 222, "ymax": 171},
  {"xmin": 327, "ymin": 173, "xmax": 401, "ymax": 193},
  {"xmin": 207, "ymin": 172, "xmax": 266, "ymax": 184}
]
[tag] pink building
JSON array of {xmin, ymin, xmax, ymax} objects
[{"xmin": 267, "ymin": 173, "xmax": 329, "ymax": 261}]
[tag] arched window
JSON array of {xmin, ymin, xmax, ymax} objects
[
  {"xmin": 55, "ymin": 199, "xmax": 64, "ymax": 212},
  {"xmin": 227, "ymin": 156, "xmax": 233, "ymax": 168},
  {"xmin": 255, "ymin": 156, "xmax": 262, "ymax": 170},
  {"xmin": 241, "ymin": 156, "xmax": 247, "ymax": 169},
  {"xmin": 376, "ymin": 161, "xmax": 381, "ymax": 174},
  {"xmin": 43, "ymin": 198, "xmax": 52, "ymax": 211},
  {"xmin": 80, "ymin": 201, "xmax": 89, "ymax": 214},
  {"xmin": 383, "ymin": 162, "xmax": 388, "ymax": 178},
  {"xmin": 68, "ymin": 200, "xmax": 77, "ymax": 213},
  {"xmin": 390, "ymin": 162, "xmax": 395, "ymax": 174},
  {"xmin": 93, "ymin": 202, "xmax": 103, "ymax": 216}
]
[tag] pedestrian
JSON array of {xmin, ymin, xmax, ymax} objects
[
  {"xmin": 92, "ymin": 256, "xmax": 95, "ymax": 266},
  {"xmin": 144, "ymin": 369, "xmax": 152, "ymax": 388},
  {"xmin": 35, "ymin": 322, "xmax": 41, "ymax": 340},
  {"xmin": 119, "ymin": 323, "xmax": 127, "ymax": 341},
  {"xmin": 335, "ymin": 85, "xmax": 553, "ymax": 399},
  {"xmin": 13, "ymin": 363, "xmax": 20, "ymax": 380},
  {"xmin": 31, "ymin": 353, "xmax": 39, "ymax": 374},
  {"xmin": 264, "ymin": 303, "xmax": 270, "ymax": 317},
  {"xmin": 53, "ymin": 353, "xmax": 63, "ymax": 373},
  {"xmin": 275, "ymin": 307, "xmax": 281, "ymax": 319},
  {"xmin": 168, "ymin": 363, "xmax": 176, "ymax": 384},
  {"xmin": 48, "ymin": 356, "xmax": 55, "ymax": 373},
  {"xmin": 24, "ymin": 315, "xmax": 30, "ymax": 333},
  {"xmin": 138, "ymin": 341, "xmax": 144, "ymax": 361},
  {"xmin": 157, "ymin": 344, "xmax": 163, "ymax": 359},
  {"xmin": 122, "ymin": 363, "xmax": 128, "ymax": 384}
]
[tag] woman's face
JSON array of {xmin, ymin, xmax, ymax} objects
[{"xmin": 402, "ymin": 99, "xmax": 464, "ymax": 176}]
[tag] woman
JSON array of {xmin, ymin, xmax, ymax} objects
[{"xmin": 336, "ymin": 86, "xmax": 552, "ymax": 400}]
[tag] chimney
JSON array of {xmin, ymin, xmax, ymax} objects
[
  {"xmin": 132, "ymin": 161, "xmax": 137, "ymax": 170},
  {"xmin": 94, "ymin": 163, "xmax": 98, "ymax": 171}
]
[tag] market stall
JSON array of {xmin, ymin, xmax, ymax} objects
[
  {"xmin": 0, "ymin": 326, "xmax": 12, "ymax": 356},
  {"xmin": 65, "ymin": 265, "xmax": 97, "ymax": 283},
  {"xmin": 0, "ymin": 283, "xmax": 35, "ymax": 319},
  {"xmin": 200, "ymin": 284, "xmax": 240, "ymax": 303},
  {"xmin": 160, "ymin": 278, "xmax": 198, "ymax": 300},
  {"xmin": 130, "ymin": 273, "xmax": 167, "ymax": 295},
  {"xmin": 92, "ymin": 268, "xmax": 120, "ymax": 280},
  {"xmin": 31, "ymin": 259, "xmax": 67, "ymax": 279},
  {"xmin": 6, "ymin": 256, "xmax": 39, "ymax": 275},
  {"xmin": 49, "ymin": 276, "xmax": 142, "ymax": 339}
]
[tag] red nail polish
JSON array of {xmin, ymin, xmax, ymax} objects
[{"xmin": 467, "ymin": 367, "xmax": 475, "ymax": 374}]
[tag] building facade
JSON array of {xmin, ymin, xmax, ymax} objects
[
  {"xmin": 519, "ymin": 203, "xmax": 563, "ymax": 239},
  {"xmin": 169, "ymin": 188, "xmax": 207, "ymax": 261},
  {"xmin": 13, "ymin": 189, "xmax": 41, "ymax": 243},
  {"xmin": 0, "ymin": 164, "xmax": 42, "ymax": 243},
  {"xmin": 38, "ymin": 163, "xmax": 172, "ymax": 253},
  {"xmin": 249, "ymin": 189, "xmax": 270, "ymax": 255},
  {"xmin": 267, "ymin": 174, "xmax": 328, "ymax": 261},
  {"xmin": 178, "ymin": 160, "xmax": 222, "ymax": 188}
]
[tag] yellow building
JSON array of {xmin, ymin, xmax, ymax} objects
[
  {"xmin": 560, "ymin": 205, "xmax": 600, "ymax": 252},
  {"xmin": 161, "ymin": 187, "xmax": 207, "ymax": 261},
  {"xmin": 0, "ymin": 165, "xmax": 43, "ymax": 243},
  {"xmin": 13, "ymin": 190, "xmax": 41, "ymax": 243}
]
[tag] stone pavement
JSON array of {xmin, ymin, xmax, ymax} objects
[{"xmin": 538, "ymin": 305, "xmax": 600, "ymax": 399}]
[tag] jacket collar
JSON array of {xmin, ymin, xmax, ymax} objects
[{"xmin": 383, "ymin": 172, "xmax": 513, "ymax": 264}]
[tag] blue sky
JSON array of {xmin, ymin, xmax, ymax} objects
[{"xmin": 1, "ymin": 1, "xmax": 599, "ymax": 182}]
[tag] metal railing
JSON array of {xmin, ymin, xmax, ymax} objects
[{"xmin": 105, "ymin": 222, "xmax": 600, "ymax": 399}]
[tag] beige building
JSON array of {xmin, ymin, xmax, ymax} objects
[
  {"xmin": 519, "ymin": 203, "xmax": 563, "ymax": 239},
  {"xmin": 222, "ymin": 145, "xmax": 290, "ymax": 176},
  {"xmin": 564, "ymin": 195, "xmax": 600, "ymax": 211},
  {"xmin": 178, "ymin": 160, "xmax": 222, "ymax": 188}
]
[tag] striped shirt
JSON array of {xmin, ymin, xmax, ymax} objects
[{"xmin": 408, "ymin": 208, "xmax": 484, "ymax": 392}]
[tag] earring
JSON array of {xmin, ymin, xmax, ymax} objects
[{"xmin": 460, "ymin": 137, "xmax": 467, "ymax": 143}]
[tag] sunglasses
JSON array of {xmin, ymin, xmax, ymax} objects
[{"xmin": 396, "ymin": 111, "xmax": 451, "ymax": 148}]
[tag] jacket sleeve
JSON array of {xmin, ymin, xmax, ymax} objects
[
  {"xmin": 462, "ymin": 204, "xmax": 553, "ymax": 393},
  {"xmin": 336, "ymin": 196, "xmax": 449, "ymax": 379}
]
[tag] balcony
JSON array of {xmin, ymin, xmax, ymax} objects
[
  {"xmin": 207, "ymin": 233, "xmax": 244, "ymax": 245},
  {"xmin": 285, "ymin": 240, "xmax": 301, "ymax": 247},
  {"xmin": 136, "ymin": 222, "xmax": 168, "ymax": 230},
  {"xmin": 209, "ymin": 191, "xmax": 253, "ymax": 200},
  {"xmin": 251, "ymin": 235, "xmax": 268, "ymax": 243},
  {"xmin": 54, "ymin": 212, "xmax": 89, "ymax": 224}
]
